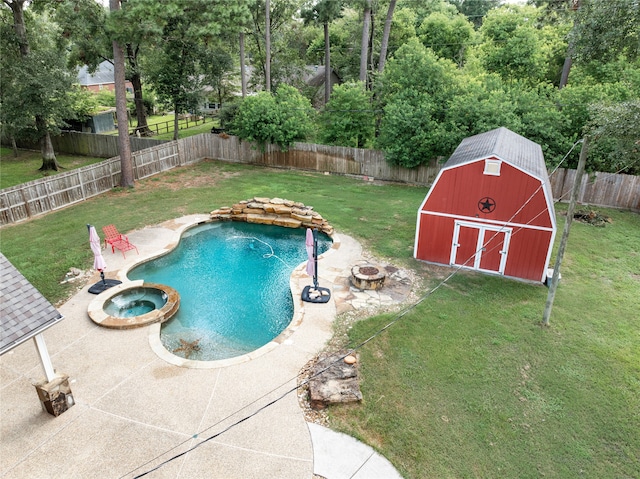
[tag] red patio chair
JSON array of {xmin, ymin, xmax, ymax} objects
[{"xmin": 102, "ymin": 224, "xmax": 139, "ymax": 258}]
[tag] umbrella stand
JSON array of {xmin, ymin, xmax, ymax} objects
[
  {"xmin": 302, "ymin": 228, "xmax": 331, "ymax": 304},
  {"xmin": 88, "ymin": 271, "xmax": 122, "ymax": 295},
  {"xmin": 87, "ymin": 224, "xmax": 122, "ymax": 295}
]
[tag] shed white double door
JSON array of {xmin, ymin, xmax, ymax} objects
[{"xmin": 450, "ymin": 221, "xmax": 511, "ymax": 274}]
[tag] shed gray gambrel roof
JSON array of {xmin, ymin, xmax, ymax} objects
[
  {"xmin": 444, "ymin": 127, "xmax": 554, "ymax": 208},
  {"xmin": 0, "ymin": 253, "xmax": 63, "ymax": 355}
]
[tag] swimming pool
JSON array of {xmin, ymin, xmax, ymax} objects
[{"xmin": 128, "ymin": 222, "xmax": 331, "ymax": 361}]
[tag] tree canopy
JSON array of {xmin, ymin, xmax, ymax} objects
[
  {"xmin": 231, "ymin": 84, "xmax": 313, "ymax": 151},
  {"xmin": 1, "ymin": 0, "xmax": 639, "ymax": 175}
]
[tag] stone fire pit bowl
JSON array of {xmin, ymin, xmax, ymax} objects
[{"xmin": 351, "ymin": 264, "xmax": 386, "ymax": 290}]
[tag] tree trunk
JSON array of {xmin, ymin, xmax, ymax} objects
[
  {"xmin": 324, "ymin": 21, "xmax": 331, "ymax": 104},
  {"xmin": 378, "ymin": 0, "xmax": 396, "ymax": 73},
  {"xmin": 110, "ymin": 0, "xmax": 134, "ymax": 188},
  {"xmin": 359, "ymin": 0, "xmax": 372, "ymax": 83},
  {"xmin": 240, "ymin": 32, "xmax": 247, "ymax": 98},
  {"xmin": 369, "ymin": 12, "xmax": 375, "ymax": 74},
  {"xmin": 38, "ymin": 129, "xmax": 60, "ymax": 172},
  {"xmin": 173, "ymin": 107, "xmax": 180, "ymax": 141},
  {"xmin": 11, "ymin": 137, "xmax": 18, "ymax": 158},
  {"xmin": 560, "ymin": 0, "xmax": 581, "ymax": 89},
  {"xmin": 559, "ymin": 49, "xmax": 573, "ymax": 89},
  {"xmin": 265, "ymin": 0, "xmax": 271, "ymax": 92},
  {"xmin": 127, "ymin": 45, "xmax": 151, "ymax": 135},
  {"xmin": 130, "ymin": 72, "xmax": 150, "ymax": 134},
  {"xmin": 8, "ymin": 0, "xmax": 29, "ymax": 56},
  {"xmin": 9, "ymin": 0, "xmax": 60, "ymax": 171}
]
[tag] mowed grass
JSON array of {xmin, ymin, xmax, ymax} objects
[
  {"xmin": 0, "ymin": 159, "xmax": 638, "ymax": 478},
  {"xmin": 0, "ymin": 147, "xmax": 105, "ymax": 189},
  {"xmin": 0, "ymin": 160, "xmax": 423, "ymax": 302},
  {"xmin": 331, "ymin": 206, "xmax": 640, "ymax": 479}
]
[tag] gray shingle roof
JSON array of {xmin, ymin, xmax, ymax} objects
[
  {"xmin": 0, "ymin": 253, "xmax": 63, "ymax": 355},
  {"xmin": 445, "ymin": 127, "xmax": 548, "ymax": 180},
  {"xmin": 77, "ymin": 61, "xmax": 115, "ymax": 86}
]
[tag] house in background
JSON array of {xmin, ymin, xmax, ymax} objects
[
  {"xmin": 414, "ymin": 127, "xmax": 557, "ymax": 283},
  {"xmin": 77, "ymin": 60, "xmax": 133, "ymax": 93},
  {"xmin": 303, "ymin": 65, "xmax": 341, "ymax": 107},
  {"xmin": 198, "ymin": 64, "xmax": 342, "ymax": 114}
]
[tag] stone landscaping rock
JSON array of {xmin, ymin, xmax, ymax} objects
[
  {"xmin": 309, "ymin": 353, "xmax": 362, "ymax": 410},
  {"xmin": 242, "ymin": 208, "xmax": 264, "ymax": 215},
  {"xmin": 274, "ymin": 217, "xmax": 302, "ymax": 228},
  {"xmin": 210, "ymin": 197, "xmax": 335, "ymax": 237}
]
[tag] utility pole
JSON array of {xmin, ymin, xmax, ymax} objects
[{"xmin": 542, "ymin": 135, "xmax": 589, "ymax": 326}]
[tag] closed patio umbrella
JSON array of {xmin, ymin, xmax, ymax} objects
[
  {"xmin": 301, "ymin": 227, "xmax": 331, "ymax": 303},
  {"xmin": 87, "ymin": 224, "xmax": 121, "ymax": 294},
  {"xmin": 305, "ymin": 227, "xmax": 315, "ymax": 279}
]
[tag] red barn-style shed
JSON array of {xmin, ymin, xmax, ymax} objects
[{"xmin": 414, "ymin": 127, "xmax": 556, "ymax": 283}]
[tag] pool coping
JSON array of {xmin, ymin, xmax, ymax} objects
[
  {"xmin": 109, "ymin": 217, "xmax": 342, "ymax": 369},
  {"xmin": 87, "ymin": 281, "xmax": 180, "ymax": 329}
]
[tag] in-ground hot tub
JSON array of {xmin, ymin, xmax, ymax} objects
[{"xmin": 88, "ymin": 281, "xmax": 179, "ymax": 329}]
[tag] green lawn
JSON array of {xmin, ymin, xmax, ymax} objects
[
  {"xmin": 1, "ymin": 118, "xmax": 219, "ymax": 189},
  {"xmin": 0, "ymin": 160, "xmax": 637, "ymax": 478},
  {"xmin": 0, "ymin": 147, "xmax": 105, "ymax": 189},
  {"xmin": 331, "ymin": 206, "xmax": 640, "ymax": 479}
]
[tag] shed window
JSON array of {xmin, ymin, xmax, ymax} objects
[{"xmin": 484, "ymin": 160, "xmax": 501, "ymax": 176}]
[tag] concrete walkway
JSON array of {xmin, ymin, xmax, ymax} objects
[{"xmin": 0, "ymin": 215, "xmax": 404, "ymax": 479}]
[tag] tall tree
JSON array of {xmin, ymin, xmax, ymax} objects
[
  {"xmin": 302, "ymin": 0, "xmax": 343, "ymax": 103},
  {"xmin": 265, "ymin": 0, "xmax": 271, "ymax": 91},
  {"xmin": 558, "ymin": 0, "xmax": 580, "ymax": 88},
  {"xmin": 240, "ymin": 31, "xmax": 248, "ymax": 97},
  {"xmin": 143, "ymin": 0, "xmax": 250, "ymax": 140},
  {"xmin": 378, "ymin": 0, "xmax": 396, "ymax": 72},
  {"xmin": 320, "ymin": 81, "xmax": 374, "ymax": 147},
  {"xmin": 232, "ymin": 84, "xmax": 313, "ymax": 151},
  {"xmin": 359, "ymin": 0, "xmax": 372, "ymax": 83},
  {"xmin": 478, "ymin": 5, "xmax": 546, "ymax": 84},
  {"xmin": 449, "ymin": 0, "xmax": 500, "ymax": 29},
  {"xmin": 556, "ymin": 0, "xmax": 640, "ymax": 88},
  {"xmin": 570, "ymin": 0, "xmax": 640, "ymax": 64},
  {"xmin": 418, "ymin": 11, "xmax": 475, "ymax": 65},
  {"xmin": 2, "ymin": 0, "xmax": 76, "ymax": 171},
  {"xmin": 248, "ymin": 0, "xmax": 304, "ymax": 91},
  {"xmin": 57, "ymin": 0, "xmax": 153, "ymax": 136},
  {"xmin": 109, "ymin": 0, "xmax": 134, "ymax": 187}
]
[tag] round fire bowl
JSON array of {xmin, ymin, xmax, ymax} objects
[{"xmin": 351, "ymin": 264, "xmax": 386, "ymax": 290}]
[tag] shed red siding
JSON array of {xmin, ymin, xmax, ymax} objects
[
  {"xmin": 422, "ymin": 160, "xmax": 552, "ymax": 229},
  {"xmin": 502, "ymin": 228, "xmax": 553, "ymax": 281},
  {"xmin": 414, "ymin": 128, "xmax": 556, "ymax": 283}
]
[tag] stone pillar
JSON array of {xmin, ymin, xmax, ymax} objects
[{"xmin": 33, "ymin": 373, "xmax": 75, "ymax": 417}]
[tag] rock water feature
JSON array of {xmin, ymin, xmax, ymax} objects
[{"xmin": 210, "ymin": 197, "xmax": 334, "ymax": 235}]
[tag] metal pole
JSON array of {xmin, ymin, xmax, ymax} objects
[
  {"xmin": 33, "ymin": 334, "xmax": 56, "ymax": 382},
  {"xmin": 313, "ymin": 229, "xmax": 319, "ymax": 289},
  {"xmin": 542, "ymin": 136, "xmax": 588, "ymax": 326}
]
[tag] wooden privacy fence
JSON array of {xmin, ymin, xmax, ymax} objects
[
  {"xmin": 549, "ymin": 168, "xmax": 640, "ymax": 211},
  {"xmin": 0, "ymin": 141, "xmax": 184, "ymax": 225},
  {"xmin": 6, "ymin": 130, "xmax": 167, "ymax": 158},
  {"xmin": 1, "ymin": 132, "xmax": 638, "ymax": 225}
]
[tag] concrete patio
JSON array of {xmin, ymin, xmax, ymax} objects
[{"xmin": 0, "ymin": 215, "xmax": 406, "ymax": 479}]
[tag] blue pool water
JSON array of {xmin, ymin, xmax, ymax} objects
[
  {"xmin": 104, "ymin": 287, "xmax": 168, "ymax": 318},
  {"xmin": 129, "ymin": 222, "xmax": 331, "ymax": 361}
]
